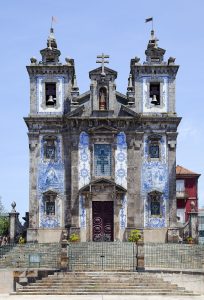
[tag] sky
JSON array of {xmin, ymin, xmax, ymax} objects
[{"xmin": 0, "ymin": 0, "xmax": 204, "ymax": 220}]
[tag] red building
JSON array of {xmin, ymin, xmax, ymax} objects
[{"xmin": 176, "ymin": 165, "xmax": 200, "ymax": 223}]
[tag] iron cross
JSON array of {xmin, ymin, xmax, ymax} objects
[
  {"xmin": 96, "ymin": 53, "xmax": 109, "ymax": 75},
  {"xmin": 97, "ymin": 149, "xmax": 109, "ymax": 174}
]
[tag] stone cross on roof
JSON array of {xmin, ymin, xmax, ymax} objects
[{"xmin": 96, "ymin": 53, "xmax": 109, "ymax": 76}]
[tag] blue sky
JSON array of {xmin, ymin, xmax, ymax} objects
[{"xmin": 0, "ymin": 0, "xmax": 204, "ymax": 219}]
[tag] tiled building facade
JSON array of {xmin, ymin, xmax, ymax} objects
[
  {"xmin": 25, "ymin": 28, "xmax": 181, "ymax": 242},
  {"xmin": 176, "ymin": 165, "xmax": 200, "ymax": 224}
]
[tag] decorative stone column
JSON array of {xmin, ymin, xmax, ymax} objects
[
  {"xmin": 189, "ymin": 212, "xmax": 198, "ymax": 242},
  {"xmin": 188, "ymin": 200, "xmax": 198, "ymax": 242},
  {"xmin": 9, "ymin": 202, "xmax": 19, "ymax": 243}
]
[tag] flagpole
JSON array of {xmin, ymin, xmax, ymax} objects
[
  {"xmin": 152, "ymin": 19, "xmax": 154, "ymax": 31},
  {"xmin": 51, "ymin": 17, "xmax": 53, "ymax": 29}
]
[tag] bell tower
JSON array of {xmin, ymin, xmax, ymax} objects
[
  {"xmin": 129, "ymin": 29, "xmax": 181, "ymax": 230},
  {"xmin": 25, "ymin": 27, "xmax": 76, "ymax": 242},
  {"xmin": 130, "ymin": 30, "xmax": 179, "ymax": 115},
  {"xmin": 27, "ymin": 27, "xmax": 75, "ymax": 115}
]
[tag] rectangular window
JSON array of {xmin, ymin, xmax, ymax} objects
[
  {"xmin": 44, "ymin": 138, "xmax": 56, "ymax": 160},
  {"xmin": 177, "ymin": 208, "xmax": 185, "ymax": 223},
  {"xmin": 45, "ymin": 83, "xmax": 56, "ymax": 106},
  {"xmin": 150, "ymin": 82, "xmax": 160, "ymax": 105},
  {"xmin": 176, "ymin": 180, "xmax": 185, "ymax": 192},
  {"xmin": 199, "ymin": 230, "xmax": 204, "ymax": 238},
  {"xmin": 45, "ymin": 201, "xmax": 55, "ymax": 215},
  {"xmin": 94, "ymin": 144, "xmax": 112, "ymax": 176},
  {"xmin": 149, "ymin": 193, "xmax": 161, "ymax": 217},
  {"xmin": 198, "ymin": 216, "xmax": 204, "ymax": 226},
  {"xmin": 45, "ymin": 145, "xmax": 55, "ymax": 159},
  {"xmin": 149, "ymin": 144, "xmax": 159, "ymax": 158},
  {"xmin": 151, "ymin": 200, "xmax": 160, "ymax": 216}
]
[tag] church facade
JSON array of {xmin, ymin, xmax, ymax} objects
[{"xmin": 25, "ymin": 28, "xmax": 180, "ymax": 243}]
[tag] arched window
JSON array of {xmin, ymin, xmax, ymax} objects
[{"xmin": 99, "ymin": 87, "xmax": 107, "ymax": 110}]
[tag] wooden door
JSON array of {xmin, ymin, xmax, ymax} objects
[{"xmin": 92, "ymin": 201, "xmax": 113, "ymax": 242}]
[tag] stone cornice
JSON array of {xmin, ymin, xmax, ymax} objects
[
  {"xmin": 25, "ymin": 114, "xmax": 181, "ymax": 125},
  {"xmin": 24, "ymin": 114, "xmax": 181, "ymax": 134},
  {"xmin": 131, "ymin": 64, "xmax": 179, "ymax": 78},
  {"xmin": 26, "ymin": 64, "xmax": 75, "ymax": 76}
]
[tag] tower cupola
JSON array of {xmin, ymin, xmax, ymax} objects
[
  {"xmin": 145, "ymin": 30, "xmax": 165, "ymax": 64},
  {"xmin": 40, "ymin": 27, "xmax": 61, "ymax": 64}
]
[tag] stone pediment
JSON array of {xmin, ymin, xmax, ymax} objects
[
  {"xmin": 67, "ymin": 105, "xmax": 84, "ymax": 117},
  {"xmin": 77, "ymin": 91, "xmax": 90, "ymax": 103},
  {"xmin": 43, "ymin": 189, "xmax": 58, "ymax": 196},
  {"xmin": 149, "ymin": 190, "xmax": 163, "ymax": 196},
  {"xmin": 79, "ymin": 178, "xmax": 127, "ymax": 193},
  {"xmin": 119, "ymin": 105, "xmax": 139, "ymax": 117},
  {"xmin": 89, "ymin": 66, "xmax": 117, "ymax": 78},
  {"xmin": 116, "ymin": 91, "xmax": 128, "ymax": 102},
  {"xmin": 88, "ymin": 124, "xmax": 118, "ymax": 134}
]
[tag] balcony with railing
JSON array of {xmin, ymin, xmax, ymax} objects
[{"xmin": 176, "ymin": 191, "xmax": 188, "ymax": 198}]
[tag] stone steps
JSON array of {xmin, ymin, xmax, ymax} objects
[{"xmin": 14, "ymin": 272, "xmax": 198, "ymax": 296}]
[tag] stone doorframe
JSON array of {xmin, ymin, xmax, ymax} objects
[{"xmin": 79, "ymin": 178, "xmax": 127, "ymax": 241}]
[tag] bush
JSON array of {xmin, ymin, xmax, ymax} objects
[
  {"xmin": 128, "ymin": 229, "xmax": 142, "ymax": 243},
  {"xmin": 18, "ymin": 236, "xmax": 25, "ymax": 244},
  {"xmin": 0, "ymin": 216, "xmax": 9, "ymax": 236},
  {"xmin": 69, "ymin": 233, "xmax": 80, "ymax": 242}
]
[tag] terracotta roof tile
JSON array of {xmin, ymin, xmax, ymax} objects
[{"xmin": 176, "ymin": 165, "xmax": 200, "ymax": 177}]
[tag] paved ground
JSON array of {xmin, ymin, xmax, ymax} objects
[{"xmin": 1, "ymin": 295, "xmax": 204, "ymax": 300}]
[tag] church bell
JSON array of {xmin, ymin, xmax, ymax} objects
[
  {"xmin": 47, "ymin": 95, "xmax": 55, "ymax": 105},
  {"xmin": 151, "ymin": 94, "xmax": 158, "ymax": 105}
]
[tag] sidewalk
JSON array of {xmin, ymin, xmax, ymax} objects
[{"xmin": 1, "ymin": 295, "xmax": 204, "ymax": 300}]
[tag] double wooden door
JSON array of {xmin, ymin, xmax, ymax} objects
[{"xmin": 92, "ymin": 201, "xmax": 113, "ymax": 242}]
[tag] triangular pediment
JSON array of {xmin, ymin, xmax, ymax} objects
[
  {"xmin": 119, "ymin": 105, "xmax": 139, "ymax": 117},
  {"xmin": 89, "ymin": 66, "xmax": 117, "ymax": 78},
  {"xmin": 67, "ymin": 105, "xmax": 84, "ymax": 117},
  {"xmin": 43, "ymin": 189, "xmax": 58, "ymax": 196},
  {"xmin": 88, "ymin": 124, "xmax": 118, "ymax": 134},
  {"xmin": 148, "ymin": 190, "xmax": 163, "ymax": 196},
  {"xmin": 79, "ymin": 178, "xmax": 127, "ymax": 193},
  {"xmin": 77, "ymin": 91, "xmax": 90, "ymax": 103}
]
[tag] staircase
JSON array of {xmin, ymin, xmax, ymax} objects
[
  {"xmin": 0, "ymin": 243, "xmax": 61, "ymax": 268},
  {"xmin": 14, "ymin": 271, "xmax": 198, "ymax": 295}
]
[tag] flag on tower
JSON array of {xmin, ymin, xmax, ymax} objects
[
  {"xmin": 52, "ymin": 16, "xmax": 57, "ymax": 23},
  {"xmin": 51, "ymin": 16, "xmax": 57, "ymax": 29},
  {"xmin": 145, "ymin": 17, "xmax": 153, "ymax": 23}
]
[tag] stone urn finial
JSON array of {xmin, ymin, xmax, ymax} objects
[
  {"xmin": 190, "ymin": 200, "xmax": 196, "ymax": 212},
  {"xmin": 11, "ymin": 201, "xmax": 16, "ymax": 213},
  {"xmin": 134, "ymin": 56, "xmax": 140, "ymax": 63},
  {"xmin": 30, "ymin": 57, "xmax": 37, "ymax": 64}
]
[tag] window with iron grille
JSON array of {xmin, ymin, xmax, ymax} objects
[
  {"xmin": 44, "ymin": 193, "xmax": 56, "ymax": 215},
  {"xmin": 149, "ymin": 192, "xmax": 161, "ymax": 217},
  {"xmin": 43, "ymin": 137, "xmax": 57, "ymax": 160},
  {"xmin": 149, "ymin": 143, "xmax": 160, "ymax": 158}
]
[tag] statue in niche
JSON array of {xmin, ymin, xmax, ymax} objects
[{"xmin": 99, "ymin": 87, "xmax": 107, "ymax": 110}]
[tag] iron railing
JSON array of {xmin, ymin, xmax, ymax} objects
[
  {"xmin": 68, "ymin": 242, "xmax": 136, "ymax": 271},
  {"xmin": 145, "ymin": 243, "xmax": 204, "ymax": 270}
]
